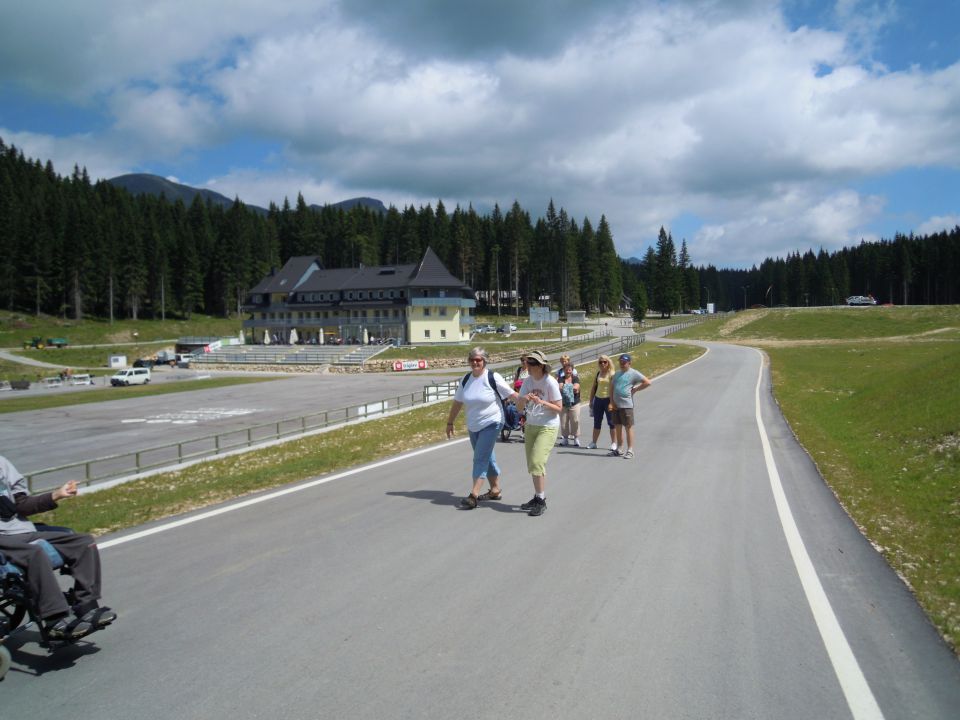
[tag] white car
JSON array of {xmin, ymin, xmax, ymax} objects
[
  {"xmin": 110, "ymin": 367, "xmax": 151, "ymax": 386},
  {"xmin": 846, "ymin": 295, "xmax": 877, "ymax": 306}
]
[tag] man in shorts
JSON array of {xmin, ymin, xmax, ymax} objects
[{"xmin": 608, "ymin": 354, "xmax": 651, "ymax": 459}]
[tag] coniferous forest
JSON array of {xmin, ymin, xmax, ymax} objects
[{"xmin": 1, "ymin": 138, "xmax": 957, "ymax": 322}]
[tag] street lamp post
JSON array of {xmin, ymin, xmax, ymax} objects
[
  {"xmin": 742, "ymin": 285, "xmax": 749, "ymax": 310},
  {"xmin": 702, "ymin": 285, "xmax": 710, "ymax": 308}
]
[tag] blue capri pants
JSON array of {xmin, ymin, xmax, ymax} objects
[
  {"xmin": 591, "ymin": 396, "xmax": 614, "ymax": 429},
  {"xmin": 469, "ymin": 422, "xmax": 502, "ymax": 480}
]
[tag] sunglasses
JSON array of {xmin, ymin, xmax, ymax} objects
[
  {"xmin": 469, "ymin": 357, "xmax": 484, "ymax": 363},
  {"xmin": 599, "ymin": 360, "xmax": 609, "ymax": 365}
]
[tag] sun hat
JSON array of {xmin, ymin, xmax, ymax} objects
[{"xmin": 526, "ymin": 350, "xmax": 548, "ymax": 365}]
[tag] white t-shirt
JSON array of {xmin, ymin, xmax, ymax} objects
[
  {"xmin": 453, "ymin": 370, "xmax": 515, "ymax": 432},
  {"xmin": 519, "ymin": 373, "xmax": 562, "ymax": 427}
]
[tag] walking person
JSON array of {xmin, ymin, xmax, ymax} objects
[
  {"xmin": 446, "ymin": 348, "xmax": 518, "ymax": 509},
  {"xmin": 608, "ymin": 353, "xmax": 652, "ymax": 459},
  {"xmin": 513, "ymin": 353, "xmax": 529, "ymax": 391},
  {"xmin": 587, "ymin": 354, "xmax": 616, "ymax": 450},
  {"xmin": 557, "ymin": 355, "xmax": 581, "ymax": 447},
  {"xmin": 516, "ymin": 350, "xmax": 562, "ymax": 516}
]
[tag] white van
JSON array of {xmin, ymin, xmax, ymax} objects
[{"xmin": 110, "ymin": 367, "xmax": 151, "ymax": 386}]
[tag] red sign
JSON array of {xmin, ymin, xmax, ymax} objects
[{"xmin": 393, "ymin": 360, "xmax": 428, "ymax": 371}]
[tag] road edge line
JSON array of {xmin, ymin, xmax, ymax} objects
[
  {"xmin": 98, "ymin": 438, "xmax": 469, "ymax": 550},
  {"xmin": 753, "ymin": 348, "xmax": 884, "ymax": 720}
]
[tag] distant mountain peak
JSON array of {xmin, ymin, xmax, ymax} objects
[{"xmin": 107, "ymin": 173, "xmax": 386, "ymax": 215}]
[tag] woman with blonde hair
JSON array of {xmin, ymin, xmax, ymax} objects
[
  {"xmin": 587, "ymin": 354, "xmax": 616, "ymax": 450},
  {"xmin": 516, "ymin": 350, "xmax": 562, "ymax": 517}
]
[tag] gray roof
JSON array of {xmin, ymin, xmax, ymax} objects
[
  {"xmin": 408, "ymin": 247, "xmax": 469, "ymax": 288},
  {"xmin": 248, "ymin": 256, "xmax": 321, "ymax": 294},
  {"xmin": 253, "ymin": 248, "xmax": 469, "ymax": 295}
]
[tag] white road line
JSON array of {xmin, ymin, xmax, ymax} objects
[
  {"xmin": 98, "ymin": 438, "xmax": 469, "ymax": 550},
  {"xmin": 753, "ymin": 349, "xmax": 884, "ymax": 720}
]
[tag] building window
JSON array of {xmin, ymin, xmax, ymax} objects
[
  {"xmin": 424, "ymin": 329, "xmax": 431, "ymax": 339},
  {"xmin": 424, "ymin": 308, "xmax": 431, "ymax": 317},
  {"xmin": 441, "ymin": 329, "xmax": 447, "ymax": 339},
  {"xmin": 389, "ymin": 290, "xmax": 395, "ymax": 298},
  {"xmin": 439, "ymin": 290, "xmax": 446, "ymax": 298},
  {"xmin": 378, "ymin": 291, "xmax": 384, "ymax": 298},
  {"xmin": 348, "ymin": 291, "xmax": 354, "ymax": 300},
  {"xmin": 439, "ymin": 307, "xmax": 447, "ymax": 316}
]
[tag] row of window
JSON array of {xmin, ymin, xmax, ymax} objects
[
  {"xmin": 257, "ymin": 306, "xmax": 468, "ymax": 322},
  {"xmin": 252, "ymin": 289, "xmax": 454, "ymax": 304},
  {"xmin": 296, "ymin": 289, "xmax": 408, "ymax": 302},
  {"xmin": 260, "ymin": 309, "xmax": 406, "ymax": 320}
]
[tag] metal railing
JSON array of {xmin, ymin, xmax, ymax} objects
[
  {"xmin": 23, "ymin": 328, "xmax": 649, "ymax": 492},
  {"xmin": 25, "ymin": 379, "xmax": 460, "ymax": 493}
]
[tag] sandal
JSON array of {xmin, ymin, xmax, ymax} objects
[
  {"xmin": 80, "ymin": 606, "xmax": 117, "ymax": 628},
  {"xmin": 477, "ymin": 490, "xmax": 502, "ymax": 501},
  {"xmin": 460, "ymin": 494, "xmax": 478, "ymax": 509},
  {"xmin": 45, "ymin": 615, "xmax": 92, "ymax": 641}
]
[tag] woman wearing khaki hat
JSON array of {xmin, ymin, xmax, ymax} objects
[{"xmin": 515, "ymin": 350, "xmax": 562, "ymax": 516}]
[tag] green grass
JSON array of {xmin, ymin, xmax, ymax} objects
[
  {"xmin": 671, "ymin": 306, "xmax": 960, "ymax": 342},
  {"xmin": 672, "ymin": 305, "xmax": 960, "ymax": 651},
  {"xmin": 0, "ymin": 375, "xmax": 279, "ymax": 414},
  {"xmin": 8, "ymin": 341, "xmax": 179, "ymax": 371},
  {"xmin": 0, "ymin": 310, "xmax": 242, "ymax": 348},
  {"xmin": 767, "ymin": 339, "xmax": 960, "ymax": 651},
  {"xmin": 38, "ymin": 343, "xmax": 702, "ymax": 534}
]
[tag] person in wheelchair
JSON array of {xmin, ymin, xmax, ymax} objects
[{"xmin": 1, "ymin": 455, "xmax": 116, "ymax": 641}]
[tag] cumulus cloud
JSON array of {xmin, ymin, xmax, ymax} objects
[
  {"xmin": 916, "ymin": 215, "xmax": 960, "ymax": 236},
  {"xmin": 1, "ymin": 0, "xmax": 957, "ymax": 268}
]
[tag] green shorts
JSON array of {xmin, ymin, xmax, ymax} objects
[{"xmin": 524, "ymin": 424, "xmax": 559, "ymax": 476}]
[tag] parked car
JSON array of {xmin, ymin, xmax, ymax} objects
[
  {"xmin": 474, "ymin": 324, "xmax": 496, "ymax": 333},
  {"xmin": 496, "ymin": 323, "xmax": 518, "ymax": 333},
  {"xmin": 110, "ymin": 367, "xmax": 151, "ymax": 386},
  {"xmin": 846, "ymin": 295, "xmax": 877, "ymax": 306}
]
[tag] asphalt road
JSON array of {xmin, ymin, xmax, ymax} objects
[
  {"xmin": 3, "ymin": 340, "xmax": 958, "ymax": 718},
  {"xmin": 0, "ymin": 370, "xmax": 454, "ymax": 485}
]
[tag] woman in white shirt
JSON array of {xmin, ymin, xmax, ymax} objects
[
  {"xmin": 515, "ymin": 349, "xmax": 562, "ymax": 517},
  {"xmin": 446, "ymin": 347, "xmax": 518, "ymax": 509}
]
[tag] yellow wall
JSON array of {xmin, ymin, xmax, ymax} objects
[{"xmin": 408, "ymin": 305, "xmax": 465, "ymax": 343}]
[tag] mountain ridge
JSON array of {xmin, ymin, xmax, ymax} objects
[{"xmin": 107, "ymin": 173, "xmax": 387, "ymax": 215}]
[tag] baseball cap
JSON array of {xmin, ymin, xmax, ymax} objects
[{"xmin": 619, "ymin": 354, "xmax": 631, "ymax": 362}]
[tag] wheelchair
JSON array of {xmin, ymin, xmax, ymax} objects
[
  {"xmin": 500, "ymin": 399, "xmax": 525, "ymax": 443},
  {"xmin": 0, "ymin": 528, "xmax": 94, "ymax": 681}
]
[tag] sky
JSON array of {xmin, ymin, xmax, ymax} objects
[{"xmin": 0, "ymin": 0, "xmax": 958, "ymax": 269}]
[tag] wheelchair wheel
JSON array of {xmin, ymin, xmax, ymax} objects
[
  {"xmin": 0, "ymin": 644, "xmax": 10, "ymax": 680},
  {"xmin": 0, "ymin": 599, "xmax": 26, "ymax": 640}
]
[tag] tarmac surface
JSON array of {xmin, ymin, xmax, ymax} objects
[{"xmin": 2, "ymin": 336, "xmax": 958, "ymax": 718}]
